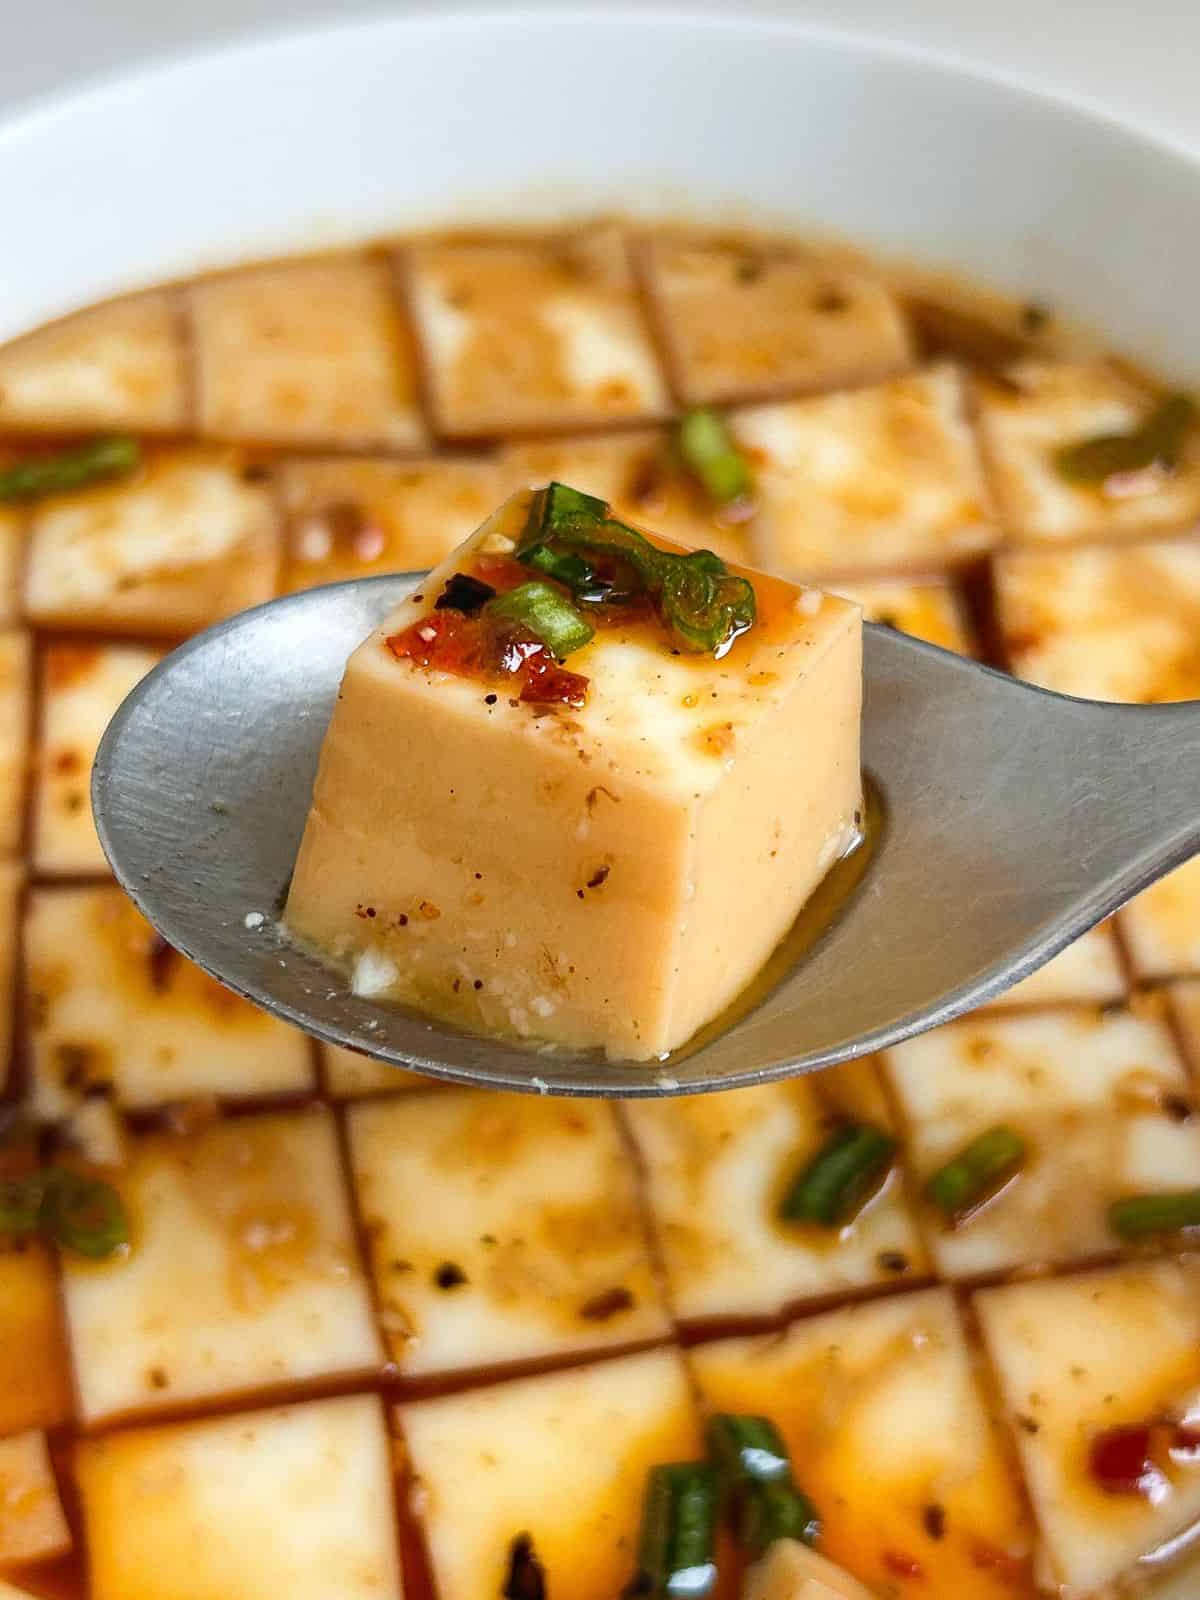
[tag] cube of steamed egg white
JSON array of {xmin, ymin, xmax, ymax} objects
[{"xmin": 286, "ymin": 491, "xmax": 862, "ymax": 1060}]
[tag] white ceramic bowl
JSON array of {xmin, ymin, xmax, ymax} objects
[{"xmin": 0, "ymin": 9, "xmax": 1199, "ymax": 378}]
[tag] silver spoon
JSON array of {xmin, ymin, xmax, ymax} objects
[{"xmin": 92, "ymin": 574, "xmax": 1199, "ymax": 1097}]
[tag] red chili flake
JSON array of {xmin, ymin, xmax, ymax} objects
[
  {"xmin": 1089, "ymin": 1425, "xmax": 1161, "ymax": 1496},
  {"xmin": 883, "ymin": 1550, "xmax": 924, "ymax": 1580},
  {"xmin": 519, "ymin": 649, "xmax": 589, "ymax": 709},
  {"xmin": 386, "ymin": 610, "xmax": 484, "ymax": 675},
  {"xmin": 473, "ymin": 553, "xmax": 528, "ymax": 593}
]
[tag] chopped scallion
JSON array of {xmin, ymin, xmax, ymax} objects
[
  {"xmin": 925, "ymin": 1125, "xmax": 1026, "ymax": 1224},
  {"xmin": 1108, "ymin": 1189, "xmax": 1200, "ymax": 1241},
  {"xmin": 0, "ymin": 1172, "xmax": 45, "ymax": 1236},
  {"xmin": 778, "ymin": 1122, "xmax": 897, "ymax": 1228},
  {"xmin": 486, "ymin": 580, "xmax": 594, "ymax": 660},
  {"xmin": 1054, "ymin": 393, "xmax": 1195, "ymax": 486},
  {"xmin": 706, "ymin": 1414, "xmax": 790, "ymax": 1487},
  {"xmin": 676, "ymin": 409, "xmax": 753, "ymax": 506},
  {"xmin": 737, "ymin": 1477, "xmax": 822, "ymax": 1559},
  {"xmin": 0, "ymin": 435, "xmax": 141, "ymax": 502},
  {"xmin": 707, "ymin": 1413, "xmax": 820, "ymax": 1559},
  {"xmin": 38, "ymin": 1167, "xmax": 129, "ymax": 1259},
  {"xmin": 628, "ymin": 1463, "xmax": 718, "ymax": 1600}
]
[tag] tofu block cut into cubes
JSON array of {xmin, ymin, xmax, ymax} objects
[
  {"xmin": 286, "ymin": 491, "xmax": 863, "ymax": 1060},
  {"xmin": 77, "ymin": 1394, "xmax": 402, "ymax": 1600},
  {"xmin": 401, "ymin": 1348, "xmax": 700, "ymax": 1600},
  {"xmin": 0, "ymin": 1245, "xmax": 72, "ymax": 1434},
  {"xmin": 0, "ymin": 1430, "xmax": 70, "ymax": 1567},
  {"xmin": 61, "ymin": 1107, "xmax": 381, "ymax": 1423},
  {"xmin": 641, "ymin": 237, "xmax": 913, "ymax": 405},
  {"xmin": 349, "ymin": 1090, "xmax": 669, "ymax": 1375},
  {"xmin": 26, "ymin": 884, "xmax": 313, "ymax": 1117},
  {"xmin": 1120, "ymin": 857, "xmax": 1200, "ymax": 980}
]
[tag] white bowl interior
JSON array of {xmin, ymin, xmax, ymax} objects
[{"xmin": 0, "ymin": 11, "xmax": 1198, "ymax": 378}]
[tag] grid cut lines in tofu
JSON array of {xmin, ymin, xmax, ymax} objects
[
  {"xmin": 401, "ymin": 1347, "xmax": 700, "ymax": 1600},
  {"xmin": 61, "ymin": 1107, "xmax": 382, "ymax": 1423},
  {"xmin": 77, "ymin": 1394, "xmax": 403, "ymax": 1600},
  {"xmin": 625, "ymin": 1062, "xmax": 928, "ymax": 1321},
  {"xmin": 23, "ymin": 448, "xmax": 280, "ymax": 635},
  {"xmin": 738, "ymin": 364, "xmax": 995, "ymax": 579},
  {"xmin": 884, "ymin": 1006, "xmax": 1200, "ymax": 1278},
  {"xmin": 976, "ymin": 1260, "xmax": 1200, "ymax": 1593},
  {"xmin": 349, "ymin": 1090, "xmax": 670, "ymax": 1374},
  {"xmin": 26, "ymin": 884, "xmax": 314, "ymax": 1116},
  {"xmin": 191, "ymin": 255, "xmax": 426, "ymax": 449}
]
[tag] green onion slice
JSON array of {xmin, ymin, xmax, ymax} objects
[
  {"xmin": 1108, "ymin": 1189, "xmax": 1200, "ymax": 1241},
  {"xmin": 1054, "ymin": 393, "xmax": 1195, "ymax": 486},
  {"xmin": 778, "ymin": 1122, "xmax": 897, "ymax": 1228},
  {"xmin": 628, "ymin": 1462, "xmax": 718, "ymax": 1600},
  {"xmin": 925, "ymin": 1125, "xmax": 1027, "ymax": 1224},
  {"xmin": 676, "ymin": 409, "xmax": 753, "ymax": 506},
  {"xmin": 737, "ymin": 1478, "xmax": 822, "ymax": 1559},
  {"xmin": 38, "ymin": 1167, "xmax": 130, "ymax": 1259},
  {"xmin": 518, "ymin": 481, "xmax": 757, "ymax": 657},
  {"xmin": 486, "ymin": 580, "xmax": 594, "ymax": 660},
  {"xmin": 0, "ymin": 435, "xmax": 141, "ymax": 503},
  {"xmin": 706, "ymin": 1414, "xmax": 790, "ymax": 1487},
  {"xmin": 0, "ymin": 1172, "xmax": 46, "ymax": 1236}
]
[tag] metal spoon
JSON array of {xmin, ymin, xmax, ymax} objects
[{"xmin": 92, "ymin": 574, "xmax": 1200, "ymax": 1097}]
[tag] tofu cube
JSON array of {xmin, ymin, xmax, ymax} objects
[
  {"xmin": 26, "ymin": 884, "xmax": 314, "ymax": 1116},
  {"xmin": 1120, "ymin": 857, "xmax": 1200, "ymax": 980},
  {"xmin": 280, "ymin": 455, "xmax": 501, "ymax": 593},
  {"xmin": 0, "ymin": 633, "xmax": 30, "ymax": 857},
  {"xmin": 77, "ymin": 1394, "xmax": 402, "ymax": 1600},
  {"xmin": 976, "ymin": 1261, "xmax": 1200, "ymax": 1593},
  {"xmin": 975, "ymin": 360, "xmax": 1200, "ymax": 543},
  {"xmin": 23, "ymin": 447, "xmax": 280, "ymax": 636},
  {"xmin": 739, "ymin": 365, "xmax": 995, "ymax": 580},
  {"xmin": 641, "ymin": 237, "xmax": 913, "ymax": 405},
  {"xmin": 61, "ymin": 1107, "xmax": 382, "ymax": 1423},
  {"xmin": 883, "ymin": 1006, "xmax": 1200, "ymax": 1279},
  {"xmin": 408, "ymin": 226, "xmax": 668, "ymax": 436},
  {"xmin": 692, "ymin": 1289, "xmax": 1034, "ymax": 1598},
  {"xmin": 348, "ymin": 1090, "xmax": 669, "ymax": 1375},
  {"xmin": 625, "ymin": 1062, "xmax": 927, "ymax": 1321},
  {"xmin": 286, "ymin": 492, "xmax": 862, "ymax": 1060},
  {"xmin": 1168, "ymin": 977, "xmax": 1200, "ymax": 1071},
  {"xmin": 994, "ymin": 536, "xmax": 1200, "ymax": 702},
  {"xmin": 0, "ymin": 1429, "xmax": 70, "ymax": 1567},
  {"xmin": 33, "ymin": 642, "xmax": 161, "ymax": 875},
  {"xmin": 400, "ymin": 1348, "xmax": 701, "ymax": 1600},
  {"xmin": 321, "ymin": 1040, "xmax": 430, "ymax": 1098},
  {"xmin": 191, "ymin": 255, "xmax": 426, "ymax": 450},
  {"xmin": 0, "ymin": 291, "xmax": 188, "ymax": 432},
  {"xmin": 0, "ymin": 1245, "xmax": 72, "ymax": 1434}
]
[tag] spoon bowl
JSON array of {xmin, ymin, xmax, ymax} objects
[{"xmin": 92, "ymin": 574, "xmax": 1200, "ymax": 1096}]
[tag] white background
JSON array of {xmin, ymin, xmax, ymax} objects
[{"xmin": 0, "ymin": 0, "xmax": 1198, "ymax": 158}]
